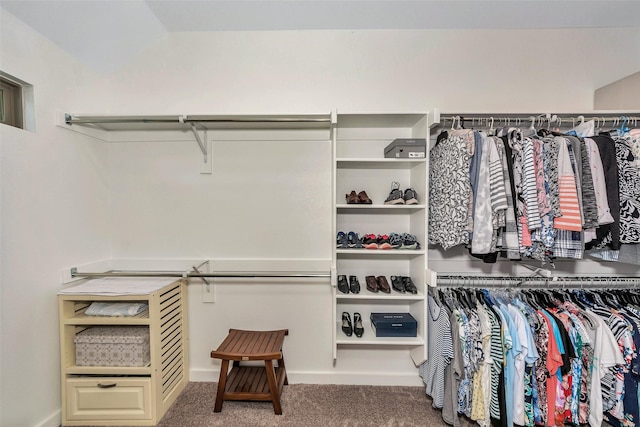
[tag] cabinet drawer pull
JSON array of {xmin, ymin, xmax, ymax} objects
[{"xmin": 97, "ymin": 382, "xmax": 117, "ymax": 389}]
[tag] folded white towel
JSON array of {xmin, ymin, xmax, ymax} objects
[{"xmin": 85, "ymin": 302, "xmax": 148, "ymax": 317}]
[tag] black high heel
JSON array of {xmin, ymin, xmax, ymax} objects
[
  {"xmin": 341, "ymin": 312, "xmax": 353, "ymax": 337},
  {"xmin": 353, "ymin": 313, "xmax": 364, "ymax": 338}
]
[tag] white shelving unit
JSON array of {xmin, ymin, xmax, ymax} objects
[
  {"xmin": 332, "ymin": 112, "xmax": 438, "ymax": 365},
  {"xmin": 58, "ymin": 279, "xmax": 188, "ymax": 426}
]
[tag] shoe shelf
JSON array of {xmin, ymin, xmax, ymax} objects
[
  {"xmin": 336, "ymin": 158, "xmax": 425, "ymax": 169},
  {"xmin": 335, "ymin": 322, "xmax": 425, "ymax": 346},
  {"xmin": 336, "ymin": 293, "xmax": 424, "ymax": 301},
  {"xmin": 332, "ymin": 111, "xmax": 435, "ymax": 364},
  {"xmin": 336, "ymin": 204, "xmax": 425, "ymax": 212},
  {"xmin": 336, "ymin": 249, "xmax": 425, "ymax": 256}
]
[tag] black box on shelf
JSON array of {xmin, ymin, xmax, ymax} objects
[
  {"xmin": 383, "ymin": 138, "xmax": 426, "ymax": 158},
  {"xmin": 370, "ymin": 312, "xmax": 417, "ymax": 337}
]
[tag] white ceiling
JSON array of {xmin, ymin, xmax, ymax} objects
[{"xmin": 2, "ymin": 0, "xmax": 639, "ymax": 73}]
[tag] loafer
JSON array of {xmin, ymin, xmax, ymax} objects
[
  {"xmin": 357, "ymin": 190, "xmax": 373, "ymax": 204},
  {"xmin": 391, "ymin": 276, "xmax": 405, "ymax": 293},
  {"xmin": 353, "ymin": 313, "xmax": 365, "ymax": 338},
  {"xmin": 376, "ymin": 276, "xmax": 391, "ymax": 293},
  {"xmin": 341, "ymin": 312, "xmax": 353, "ymax": 336},
  {"xmin": 365, "ymin": 275, "xmax": 378, "ymax": 293},
  {"xmin": 402, "ymin": 276, "xmax": 418, "ymax": 294},
  {"xmin": 337, "ymin": 275, "xmax": 350, "ymax": 294},
  {"xmin": 346, "ymin": 191, "xmax": 359, "ymax": 204},
  {"xmin": 349, "ymin": 276, "xmax": 361, "ymax": 294}
]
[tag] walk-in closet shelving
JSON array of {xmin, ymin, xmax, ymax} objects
[{"xmin": 332, "ymin": 111, "xmax": 439, "ymax": 365}]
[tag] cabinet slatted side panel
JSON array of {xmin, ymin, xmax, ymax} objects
[{"xmin": 159, "ymin": 284, "xmax": 185, "ymax": 400}]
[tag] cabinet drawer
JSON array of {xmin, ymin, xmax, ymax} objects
[{"xmin": 65, "ymin": 377, "xmax": 152, "ymax": 421}]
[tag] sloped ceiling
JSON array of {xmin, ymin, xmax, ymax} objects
[{"xmin": 1, "ymin": 0, "xmax": 639, "ymax": 73}]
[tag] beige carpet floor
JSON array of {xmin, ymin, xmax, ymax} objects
[{"xmin": 156, "ymin": 382, "xmax": 451, "ymax": 427}]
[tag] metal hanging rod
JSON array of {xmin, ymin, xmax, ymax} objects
[
  {"xmin": 71, "ymin": 270, "xmax": 330, "ymax": 279},
  {"xmin": 437, "ymin": 275, "xmax": 640, "ymax": 289},
  {"xmin": 64, "ymin": 114, "xmax": 332, "ymax": 125},
  {"xmin": 440, "ymin": 113, "xmax": 639, "ymax": 128}
]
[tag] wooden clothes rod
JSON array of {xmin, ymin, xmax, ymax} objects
[{"xmin": 437, "ymin": 275, "xmax": 640, "ymax": 289}]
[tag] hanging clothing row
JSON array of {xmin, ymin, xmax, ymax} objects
[
  {"xmin": 420, "ymin": 282, "xmax": 640, "ymax": 427},
  {"xmin": 428, "ymin": 117, "xmax": 640, "ymax": 265}
]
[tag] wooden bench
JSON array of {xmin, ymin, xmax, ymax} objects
[{"xmin": 210, "ymin": 329, "xmax": 289, "ymax": 415}]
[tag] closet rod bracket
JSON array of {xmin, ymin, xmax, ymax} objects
[{"xmin": 188, "ymin": 121, "xmax": 208, "ymax": 163}]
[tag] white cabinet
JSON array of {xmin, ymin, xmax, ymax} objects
[
  {"xmin": 332, "ymin": 112, "xmax": 438, "ymax": 365},
  {"xmin": 58, "ymin": 279, "xmax": 188, "ymax": 426}
]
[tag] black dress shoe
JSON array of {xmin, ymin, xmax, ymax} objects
[
  {"xmin": 402, "ymin": 276, "xmax": 418, "ymax": 294},
  {"xmin": 353, "ymin": 313, "xmax": 365, "ymax": 338},
  {"xmin": 349, "ymin": 276, "xmax": 361, "ymax": 294},
  {"xmin": 337, "ymin": 275, "xmax": 349, "ymax": 294},
  {"xmin": 365, "ymin": 275, "xmax": 378, "ymax": 293},
  {"xmin": 341, "ymin": 312, "xmax": 353, "ymax": 337},
  {"xmin": 391, "ymin": 276, "xmax": 405, "ymax": 293}
]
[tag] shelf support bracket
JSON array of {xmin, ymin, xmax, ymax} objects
[{"xmin": 189, "ymin": 122, "xmax": 208, "ymax": 162}]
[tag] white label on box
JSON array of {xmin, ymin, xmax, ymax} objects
[{"xmin": 408, "ymin": 152, "xmax": 425, "ymax": 158}]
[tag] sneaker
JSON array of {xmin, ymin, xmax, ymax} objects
[
  {"xmin": 402, "ymin": 276, "xmax": 418, "ymax": 294},
  {"xmin": 337, "ymin": 231, "xmax": 349, "ymax": 249},
  {"xmin": 384, "ymin": 181, "xmax": 404, "ymax": 205},
  {"xmin": 347, "ymin": 231, "xmax": 363, "ymax": 249},
  {"xmin": 400, "ymin": 233, "xmax": 421, "ymax": 250},
  {"xmin": 388, "ymin": 232, "xmax": 403, "ymax": 249},
  {"xmin": 377, "ymin": 234, "xmax": 392, "ymax": 250},
  {"xmin": 403, "ymin": 188, "xmax": 419, "ymax": 205},
  {"xmin": 362, "ymin": 234, "xmax": 378, "ymax": 249}
]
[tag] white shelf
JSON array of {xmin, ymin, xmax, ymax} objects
[
  {"xmin": 335, "ymin": 322, "xmax": 424, "ymax": 346},
  {"xmin": 336, "ymin": 292, "xmax": 424, "ymax": 301},
  {"xmin": 336, "ymin": 249, "xmax": 425, "ymax": 256},
  {"xmin": 337, "ymin": 158, "xmax": 425, "ymax": 169},
  {"xmin": 336, "ymin": 204, "xmax": 425, "ymax": 211}
]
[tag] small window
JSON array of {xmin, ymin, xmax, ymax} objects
[
  {"xmin": 0, "ymin": 75, "xmax": 24, "ymax": 129},
  {"xmin": 0, "ymin": 71, "xmax": 34, "ymax": 131}
]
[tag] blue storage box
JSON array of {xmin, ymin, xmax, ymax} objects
[{"xmin": 370, "ymin": 312, "xmax": 417, "ymax": 337}]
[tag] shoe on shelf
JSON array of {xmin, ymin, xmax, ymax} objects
[
  {"xmin": 403, "ymin": 188, "xmax": 419, "ymax": 205},
  {"xmin": 341, "ymin": 312, "xmax": 353, "ymax": 337},
  {"xmin": 365, "ymin": 275, "xmax": 379, "ymax": 293},
  {"xmin": 336, "ymin": 231, "xmax": 349, "ymax": 249},
  {"xmin": 376, "ymin": 276, "xmax": 391, "ymax": 293},
  {"xmin": 402, "ymin": 276, "xmax": 418, "ymax": 294},
  {"xmin": 389, "ymin": 232, "xmax": 403, "ymax": 249},
  {"xmin": 357, "ymin": 190, "xmax": 373, "ymax": 204},
  {"xmin": 400, "ymin": 233, "xmax": 421, "ymax": 250},
  {"xmin": 377, "ymin": 234, "xmax": 392, "ymax": 250},
  {"xmin": 349, "ymin": 276, "xmax": 361, "ymax": 294},
  {"xmin": 337, "ymin": 275, "xmax": 350, "ymax": 294},
  {"xmin": 363, "ymin": 234, "xmax": 378, "ymax": 249},
  {"xmin": 384, "ymin": 181, "xmax": 404, "ymax": 205},
  {"xmin": 346, "ymin": 191, "xmax": 359, "ymax": 204},
  {"xmin": 347, "ymin": 231, "xmax": 363, "ymax": 249},
  {"xmin": 391, "ymin": 276, "xmax": 405, "ymax": 293},
  {"xmin": 353, "ymin": 313, "xmax": 365, "ymax": 338}
]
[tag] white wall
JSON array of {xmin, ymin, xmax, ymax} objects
[
  {"xmin": 0, "ymin": 11, "xmax": 111, "ymax": 427},
  {"xmin": 2, "ymin": 15, "xmax": 640, "ymax": 427}
]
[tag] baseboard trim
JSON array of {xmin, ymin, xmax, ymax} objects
[
  {"xmin": 190, "ymin": 369, "xmax": 424, "ymax": 387},
  {"xmin": 34, "ymin": 409, "xmax": 60, "ymax": 427}
]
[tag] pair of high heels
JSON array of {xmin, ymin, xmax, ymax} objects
[{"xmin": 341, "ymin": 312, "xmax": 364, "ymax": 338}]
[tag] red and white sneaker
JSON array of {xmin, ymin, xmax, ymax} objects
[
  {"xmin": 362, "ymin": 234, "xmax": 379, "ymax": 249},
  {"xmin": 377, "ymin": 234, "xmax": 392, "ymax": 250}
]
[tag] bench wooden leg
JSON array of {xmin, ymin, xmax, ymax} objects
[
  {"xmin": 279, "ymin": 354, "xmax": 288, "ymax": 385},
  {"xmin": 264, "ymin": 360, "xmax": 282, "ymax": 415},
  {"xmin": 214, "ymin": 359, "xmax": 229, "ymax": 412}
]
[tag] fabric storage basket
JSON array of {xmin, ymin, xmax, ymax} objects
[{"xmin": 74, "ymin": 326, "xmax": 150, "ymax": 367}]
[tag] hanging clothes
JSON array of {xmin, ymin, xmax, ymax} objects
[{"xmin": 422, "ymin": 285, "xmax": 640, "ymax": 427}]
